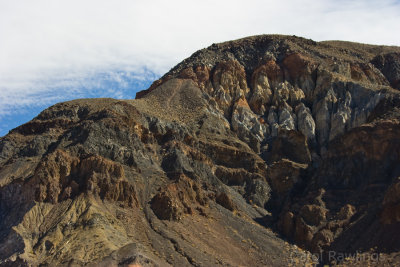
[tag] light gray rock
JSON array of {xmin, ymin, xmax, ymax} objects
[
  {"xmin": 272, "ymin": 82, "xmax": 290, "ymax": 105},
  {"xmin": 330, "ymin": 110, "xmax": 349, "ymax": 141},
  {"xmin": 329, "ymin": 92, "xmax": 352, "ymax": 141},
  {"xmin": 314, "ymin": 89, "xmax": 337, "ymax": 146},
  {"xmin": 296, "ymin": 103, "xmax": 316, "ymax": 141},
  {"xmin": 279, "ymin": 107, "xmax": 296, "ymax": 131},
  {"xmin": 231, "ymin": 103, "xmax": 266, "ymax": 142}
]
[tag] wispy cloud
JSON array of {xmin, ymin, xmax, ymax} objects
[
  {"xmin": 0, "ymin": 68, "xmax": 156, "ymax": 136},
  {"xmin": 0, "ymin": 69, "xmax": 157, "ymax": 116},
  {"xmin": 0, "ymin": 0, "xmax": 399, "ymax": 135}
]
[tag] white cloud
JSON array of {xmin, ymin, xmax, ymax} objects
[{"xmin": 0, "ymin": 0, "xmax": 399, "ymax": 121}]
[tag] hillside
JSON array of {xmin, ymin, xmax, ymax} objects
[{"xmin": 1, "ymin": 34, "xmax": 400, "ymax": 266}]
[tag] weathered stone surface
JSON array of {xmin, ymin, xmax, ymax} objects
[
  {"xmin": 371, "ymin": 52, "xmax": 400, "ymax": 89},
  {"xmin": 267, "ymin": 159, "xmax": 307, "ymax": 194},
  {"xmin": 212, "ymin": 60, "xmax": 249, "ymax": 116},
  {"xmin": 2, "ymin": 34, "xmax": 400, "ymax": 266},
  {"xmin": 249, "ymin": 72, "xmax": 272, "ymax": 114},
  {"xmin": 279, "ymin": 211, "xmax": 295, "ymax": 237},
  {"xmin": 151, "ymin": 175, "xmax": 207, "ymax": 221},
  {"xmin": 294, "ymin": 217, "xmax": 314, "ymax": 245},
  {"xmin": 314, "ymin": 91, "xmax": 336, "ymax": 147},
  {"xmin": 245, "ymin": 179, "xmax": 271, "ymax": 208},
  {"xmin": 329, "ymin": 91, "xmax": 352, "ymax": 141},
  {"xmin": 278, "ymin": 104, "xmax": 296, "ymax": 131},
  {"xmin": 336, "ymin": 204, "xmax": 356, "ymax": 220},
  {"xmin": 216, "ymin": 192, "xmax": 236, "ymax": 211},
  {"xmin": 231, "ymin": 97, "xmax": 267, "ymax": 148},
  {"xmin": 299, "ymin": 204, "xmax": 327, "ymax": 226},
  {"xmin": 381, "ymin": 177, "xmax": 400, "ymax": 224},
  {"xmin": 267, "ymin": 129, "xmax": 311, "ymax": 164},
  {"xmin": 296, "ymin": 103, "xmax": 315, "ymax": 141}
]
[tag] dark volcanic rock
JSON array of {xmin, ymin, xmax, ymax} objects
[
  {"xmin": 372, "ymin": 52, "xmax": 400, "ymax": 89},
  {"xmin": 1, "ymin": 35, "xmax": 400, "ymax": 266}
]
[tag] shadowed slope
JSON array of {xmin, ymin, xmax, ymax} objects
[{"xmin": 1, "ymin": 34, "xmax": 400, "ymax": 266}]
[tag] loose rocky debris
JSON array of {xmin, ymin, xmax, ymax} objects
[{"xmin": 1, "ymin": 34, "xmax": 400, "ymax": 266}]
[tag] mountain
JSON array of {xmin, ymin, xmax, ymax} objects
[{"xmin": 1, "ymin": 34, "xmax": 400, "ymax": 266}]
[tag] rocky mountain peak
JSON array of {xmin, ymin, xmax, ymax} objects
[{"xmin": 1, "ymin": 35, "xmax": 400, "ymax": 266}]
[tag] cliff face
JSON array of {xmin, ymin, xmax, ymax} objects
[{"xmin": 1, "ymin": 35, "xmax": 400, "ymax": 266}]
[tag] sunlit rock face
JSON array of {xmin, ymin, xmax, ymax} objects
[{"xmin": 1, "ymin": 35, "xmax": 400, "ymax": 266}]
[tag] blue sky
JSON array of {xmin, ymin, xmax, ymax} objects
[
  {"xmin": 1, "ymin": 0, "xmax": 400, "ymax": 137},
  {"xmin": 0, "ymin": 70, "xmax": 157, "ymax": 136}
]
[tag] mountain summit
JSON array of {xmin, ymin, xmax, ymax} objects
[{"xmin": 1, "ymin": 35, "xmax": 400, "ymax": 266}]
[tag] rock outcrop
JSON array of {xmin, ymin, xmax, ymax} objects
[{"xmin": 1, "ymin": 35, "xmax": 400, "ymax": 266}]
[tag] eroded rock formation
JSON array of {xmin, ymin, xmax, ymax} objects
[{"xmin": 1, "ymin": 35, "xmax": 400, "ymax": 266}]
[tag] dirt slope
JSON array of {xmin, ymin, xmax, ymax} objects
[{"xmin": 1, "ymin": 34, "xmax": 400, "ymax": 266}]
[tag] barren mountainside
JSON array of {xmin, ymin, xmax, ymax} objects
[{"xmin": 1, "ymin": 35, "xmax": 400, "ymax": 266}]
